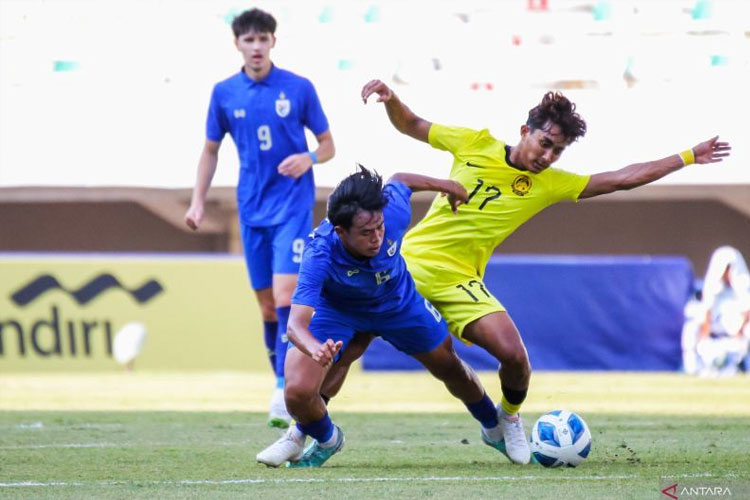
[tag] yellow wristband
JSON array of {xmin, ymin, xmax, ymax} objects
[{"xmin": 679, "ymin": 149, "xmax": 695, "ymax": 166}]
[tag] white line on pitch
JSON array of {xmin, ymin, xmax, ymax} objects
[
  {"xmin": 1, "ymin": 440, "xmax": 252, "ymax": 450},
  {"xmin": 0, "ymin": 472, "xmax": 722, "ymax": 488}
]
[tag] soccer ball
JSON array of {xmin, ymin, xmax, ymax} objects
[{"xmin": 530, "ymin": 410, "xmax": 592, "ymax": 468}]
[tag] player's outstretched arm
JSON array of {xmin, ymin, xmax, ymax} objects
[
  {"xmin": 579, "ymin": 136, "xmax": 731, "ymax": 199},
  {"xmin": 185, "ymin": 139, "xmax": 221, "ymax": 230},
  {"xmin": 361, "ymin": 79, "xmax": 432, "ymax": 143},
  {"xmin": 389, "ymin": 173, "xmax": 468, "ymax": 213},
  {"xmin": 287, "ymin": 304, "xmax": 342, "ymax": 368}
]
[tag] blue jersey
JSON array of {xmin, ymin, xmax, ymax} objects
[
  {"xmin": 293, "ymin": 181, "xmax": 418, "ymax": 315},
  {"xmin": 206, "ymin": 65, "xmax": 329, "ymax": 227}
]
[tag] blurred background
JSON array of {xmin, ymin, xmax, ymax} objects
[{"xmin": 1, "ymin": 0, "xmax": 748, "ymax": 374}]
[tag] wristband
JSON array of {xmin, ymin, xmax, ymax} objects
[
  {"xmin": 307, "ymin": 151, "xmax": 318, "ymax": 164},
  {"xmin": 679, "ymin": 149, "xmax": 695, "ymax": 166}
]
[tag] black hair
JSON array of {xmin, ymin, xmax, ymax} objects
[
  {"xmin": 327, "ymin": 165, "xmax": 386, "ymax": 230},
  {"xmin": 231, "ymin": 8, "xmax": 277, "ymax": 38},
  {"xmin": 527, "ymin": 92, "xmax": 587, "ymax": 143}
]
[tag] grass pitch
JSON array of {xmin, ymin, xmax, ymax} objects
[{"xmin": 1, "ymin": 371, "xmax": 749, "ymax": 499}]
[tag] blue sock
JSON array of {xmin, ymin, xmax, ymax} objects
[
  {"xmin": 296, "ymin": 412, "xmax": 334, "ymax": 443},
  {"xmin": 263, "ymin": 321, "xmax": 277, "ymax": 373},
  {"xmin": 465, "ymin": 393, "xmax": 499, "ymax": 429},
  {"xmin": 274, "ymin": 306, "xmax": 291, "ymax": 378}
]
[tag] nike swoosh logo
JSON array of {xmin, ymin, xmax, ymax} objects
[{"xmin": 465, "ymin": 162, "xmax": 486, "ymax": 169}]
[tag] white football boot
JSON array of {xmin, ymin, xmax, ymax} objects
[
  {"xmin": 256, "ymin": 427, "xmax": 306, "ymax": 467},
  {"xmin": 499, "ymin": 411, "xmax": 532, "ymax": 464}
]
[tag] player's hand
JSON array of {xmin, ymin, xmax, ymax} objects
[
  {"xmin": 185, "ymin": 204, "xmax": 204, "ymax": 230},
  {"xmin": 440, "ymin": 180, "xmax": 469, "ymax": 214},
  {"xmin": 692, "ymin": 136, "xmax": 731, "ymax": 164},
  {"xmin": 311, "ymin": 339, "xmax": 343, "ymax": 368},
  {"xmin": 361, "ymin": 79, "xmax": 394, "ymax": 104},
  {"xmin": 278, "ymin": 153, "xmax": 314, "ymax": 179}
]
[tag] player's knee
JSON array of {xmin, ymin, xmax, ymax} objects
[
  {"xmin": 272, "ymin": 290, "xmax": 292, "ymax": 307},
  {"xmin": 284, "ymin": 382, "xmax": 315, "ymax": 412},
  {"xmin": 502, "ymin": 346, "xmax": 530, "ymax": 372},
  {"xmin": 431, "ymin": 354, "xmax": 471, "ymax": 383},
  {"xmin": 257, "ymin": 300, "xmax": 277, "ymax": 320}
]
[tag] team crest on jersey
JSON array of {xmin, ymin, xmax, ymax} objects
[
  {"xmin": 386, "ymin": 239, "xmax": 398, "ymax": 257},
  {"xmin": 511, "ymin": 175, "xmax": 532, "ymax": 196},
  {"xmin": 233, "ymin": 109, "xmax": 246, "ymax": 119},
  {"xmin": 347, "ymin": 269, "xmax": 360, "ymax": 277},
  {"xmin": 275, "ymin": 92, "xmax": 291, "ymax": 118}
]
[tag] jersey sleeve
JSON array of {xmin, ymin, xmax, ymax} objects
[
  {"xmin": 302, "ymin": 79, "xmax": 330, "ymax": 136},
  {"xmin": 427, "ymin": 123, "xmax": 480, "ymax": 155},
  {"xmin": 382, "ymin": 181, "xmax": 413, "ymax": 238},
  {"xmin": 291, "ymin": 240, "xmax": 330, "ymax": 307},
  {"xmin": 206, "ymin": 84, "xmax": 229, "ymax": 142},
  {"xmin": 544, "ymin": 168, "xmax": 591, "ymax": 203}
]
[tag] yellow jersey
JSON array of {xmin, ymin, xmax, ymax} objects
[{"xmin": 402, "ymin": 123, "xmax": 590, "ymax": 278}]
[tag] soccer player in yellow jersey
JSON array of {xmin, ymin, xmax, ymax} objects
[{"xmin": 358, "ymin": 78, "xmax": 731, "ymax": 464}]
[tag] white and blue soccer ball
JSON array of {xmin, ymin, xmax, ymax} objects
[{"xmin": 530, "ymin": 410, "xmax": 592, "ymax": 468}]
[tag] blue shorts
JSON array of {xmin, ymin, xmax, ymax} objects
[
  {"xmin": 241, "ymin": 211, "xmax": 312, "ymax": 290},
  {"xmin": 307, "ymin": 291, "xmax": 448, "ymax": 358}
]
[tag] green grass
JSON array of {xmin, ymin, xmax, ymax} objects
[
  {"xmin": 0, "ymin": 412, "xmax": 747, "ymax": 499},
  {"xmin": 1, "ymin": 372, "xmax": 750, "ymax": 499}
]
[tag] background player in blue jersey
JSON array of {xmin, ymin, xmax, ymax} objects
[
  {"xmin": 256, "ymin": 166, "xmax": 514, "ymax": 468},
  {"xmin": 184, "ymin": 9, "xmax": 335, "ymax": 428}
]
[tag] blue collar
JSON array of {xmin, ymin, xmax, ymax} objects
[{"xmin": 240, "ymin": 64, "xmax": 279, "ymax": 87}]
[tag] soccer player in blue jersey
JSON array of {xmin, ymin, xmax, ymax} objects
[
  {"xmin": 256, "ymin": 166, "xmax": 513, "ymax": 468},
  {"xmin": 185, "ymin": 9, "xmax": 334, "ymax": 428}
]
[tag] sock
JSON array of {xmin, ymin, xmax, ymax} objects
[
  {"xmin": 288, "ymin": 425, "xmax": 306, "ymax": 443},
  {"xmin": 274, "ymin": 306, "xmax": 291, "ymax": 378},
  {"xmin": 263, "ymin": 321, "xmax": 277, "ymax": 372},
  {"xmin": 500, "ymin": 384, "xmax": 528, "ymax": 416},
  {"xmin": 465, "ymin": 393, "xmax": 499, "ymax": 429},
  {"xmin": 296, "ymin": 412, "xmax": 334, "ymax": 445},
  {"xmin": 320, "ymin": 426, "xmax": 339, "ymax": 448}
]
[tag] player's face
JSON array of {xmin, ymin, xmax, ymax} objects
[
  {"xmin": 518, "ymin": 123, "xmax": 569, "ymax": 173},
  {"xmin": 336, "ymin": 210, "xmax": 386, "ymax": 259},
  {"xmin": 235, "ymin": 30, "xmax": 275, "ymax": 73}
]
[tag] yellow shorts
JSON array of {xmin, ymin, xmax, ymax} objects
[{"xmin": 405, "ymin": 257, "xmax": 505, "ymax": 343}]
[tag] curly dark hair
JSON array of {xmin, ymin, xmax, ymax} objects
[
  {"xmin": 327, "ymin": 165, "xmax": 387, "ymax": 230},
  {"xmin": 231, "ymin": 8, "xmax": 276, "ymax": 38},
  {"xmin": 526, "ymin": 92, "xmax": 587, "ymax": 143}
]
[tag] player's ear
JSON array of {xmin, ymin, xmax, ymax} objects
[
  {"xmin": 520, "ymin": 124, "xmax": 530, "ymax": 138},
  {"xmin": 334, "ymin": 226, "xmax": 346, "ymax": 238},
  {"xmin": 269, "ymin": 33, "xmax": 276, "ymax": 49}
]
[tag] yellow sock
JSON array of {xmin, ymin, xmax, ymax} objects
[{"xmin": 500, "ymin": 395, "xmax": 522, "ymax": 416}]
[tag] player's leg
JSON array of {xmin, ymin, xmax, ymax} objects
[
  {"xmin": 270, "ymin": 214, "xmax": 311, "ymax": 378},
  {"xmin": 462, "ymin": 311, "xmax": 532, "ymax": 464},
  {"xmin": 257, "ymin": 310, "xmax": 353, "ymax": 468},
  {"xmin": 409, "ymin": 264, "xmax": 531, "ymax": 463},
  {"xmin": 241, "ymin": 224, "xmax": 277, "ymax": 369},
  {"xmin": 256, "ymin": 346, "xmax": 326, "ymax": 467},
  {"xmin": 412, "ymin": 336, "xmax": 512, "ymax": 458},
  {"xmin": 254, "ymin": 287, "xmax": 277, "ymax": 369},
  {"xmin": 378, "ymin": 294, "xmax": 509, "ymax": 460},
  {"xmin": 463, "ymin": 312, "xmax": 531, "ymax": 403},
  {"xmin": 266, "ymin": 211, "xmax": 312, "ymax": 427},
  {"xmin": 286, "ymin": 310, "xmax": 354, "ymax": 468},
  {"xmin": 241, "ymin": 224, "xmax": 287, "ymax": 426},
  {"xmin": 271, "ymin": 272, "xmax": 296, "ymax": 386}
]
